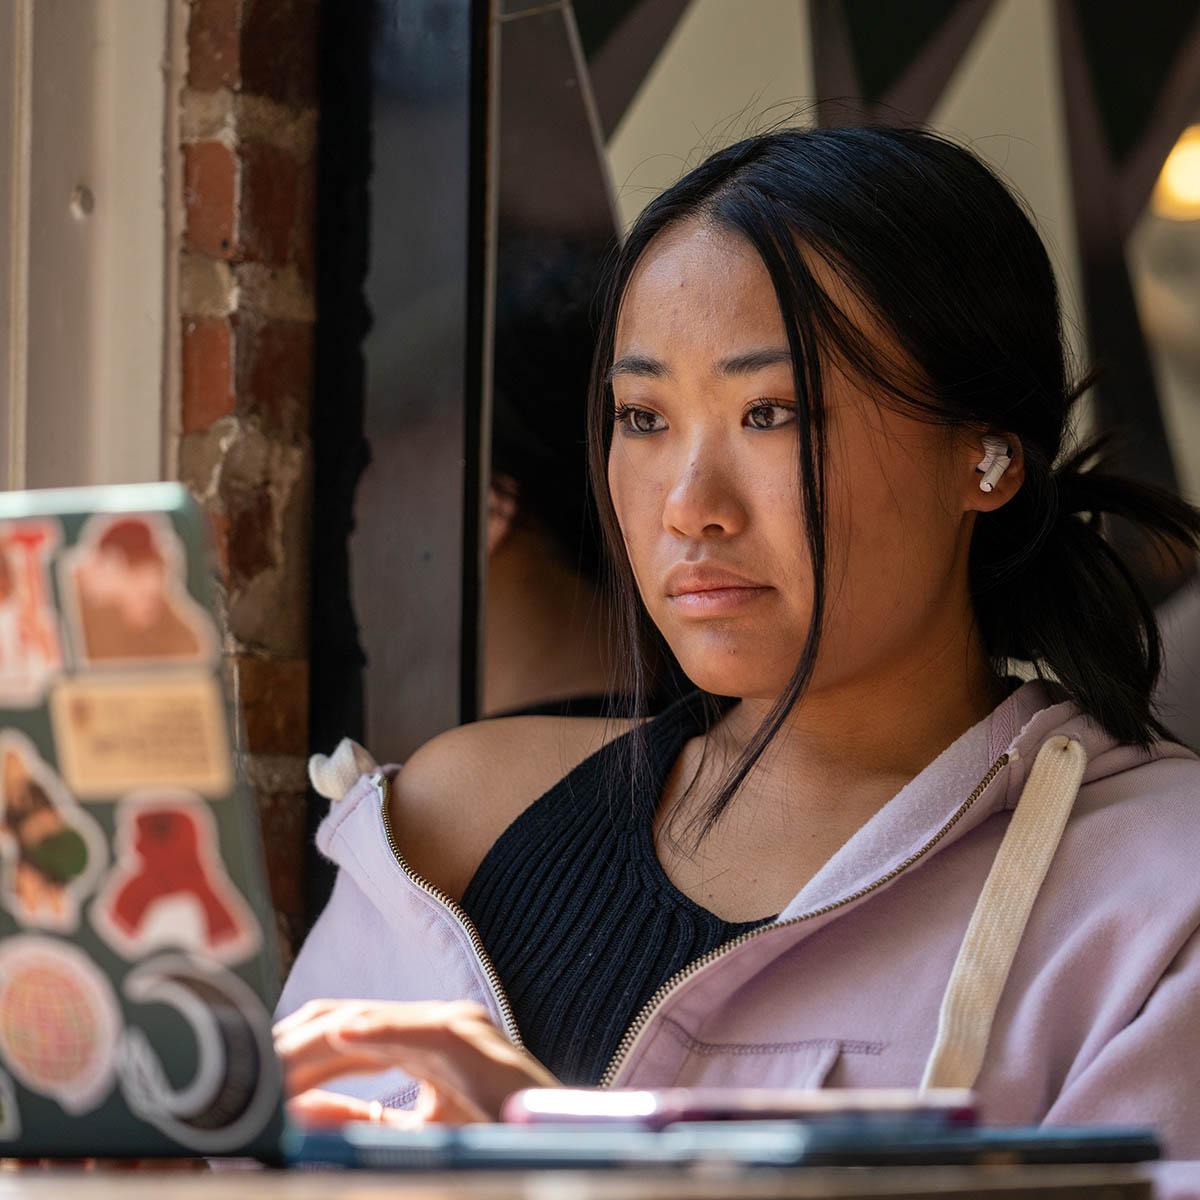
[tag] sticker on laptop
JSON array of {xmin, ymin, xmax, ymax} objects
[
  {"xmin": 0, "ymin": 731, "xmax": 107, "ymax": 931},
  {"xmin": 59, "ymin": 512, "xmax": 217, "ymax": 668},
  {"xmin": 0, "ymin": 936, "xmax": 121, "ymax": 1115},
  {"xmin": 49, "ymin": 671, "xmax": 232, "ymax": 798},
  {"xmin": 0, "ymin": 1069, "xmax": 19, "ymax": 1140},
  {"xmin": 91, "ymin": 792, "xmax": 260, "ymax": 963},
  {"xmin": 0, "ymin": 519, "xmax": 64, "ymax": 705},
  {"xmin": 119, "ymin": 954, "xmax": 279, "ymax": 1153}
]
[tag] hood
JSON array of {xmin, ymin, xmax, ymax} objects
[{"xmin": 776, "ymin": 679, "xmax": 1194, "ymax": 923}]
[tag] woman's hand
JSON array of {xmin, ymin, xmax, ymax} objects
[{"xmin": 273, "ymin": 999, "xmax": 559, "ymax": 1127}]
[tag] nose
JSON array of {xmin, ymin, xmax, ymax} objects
[{"xmin": 661, "ymin": 452, "xmax": 748, "ymax": 541}]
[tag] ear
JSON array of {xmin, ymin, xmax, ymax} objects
[
  {"xmin": 961, "ymin": 431, "xmax": 1025, "ymax": 514},
  {"xmin": 486, "ymin": 476, "xmax": 519, "ymax": 557}
]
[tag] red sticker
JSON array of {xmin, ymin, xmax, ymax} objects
[
  {"xmin": 0, "ymin": 936, "xmax": 121, "ymax": 1114},
  {"xmin": 59, "ymin": 513, "xmax": 217, "ymax": 668},
  {"xmin": 0, "ymin": 519, "xmax": 63, "ymax": 704},
  {"xmin": 0, "ymin": 730, "xmax": 107, "ymax": 931},
  {"xmin": 91, "ymin": 792, "xmax": 260, "ymax": 963}
]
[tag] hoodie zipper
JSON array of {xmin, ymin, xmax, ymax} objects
[
  {"xmin": 372, "ymin": 751, "xmax": 1010, "ymax": 1084},
  {"xmin": 596, "ymin": 751, "xmax": 1011, "ymax": 1087},
  {"xmin": 372, "ymin": 771, "xmax": 522, "ymax": 1047}
]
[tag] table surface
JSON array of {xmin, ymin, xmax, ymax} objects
[{"xmin": 0, "ymin": 1163, "xmax": 1156, "ymax": 1199}]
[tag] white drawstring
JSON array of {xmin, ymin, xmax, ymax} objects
[
  {"xmin": 920, "ymin": 735, "xmax": 1088, "ymax": 1090},
  {"xmin": 308, "ymin": 737, "xmax": 379, "ymax": 803}
]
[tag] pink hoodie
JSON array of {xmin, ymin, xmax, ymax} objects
[{"xmin": 278, "ymin": 681, "xmax": 1200, "ymax": 1174}]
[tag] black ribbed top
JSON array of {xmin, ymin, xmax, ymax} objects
[{"xmin": 460, "ymin": 691, "xmax": 778, "ymax": 1086}]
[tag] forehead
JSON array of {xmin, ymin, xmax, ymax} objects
[
  {"xmin": 615, "ymin": 219, "xmax": 784, "ymax": 355},
  {"xmin": 613, "ymin": 217, "xmax": 889, "ymax": 367}
]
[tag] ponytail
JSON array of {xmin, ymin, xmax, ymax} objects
[{"xmin": 972, "ymin": 432, "xmax": 1200, "ymax": 748}]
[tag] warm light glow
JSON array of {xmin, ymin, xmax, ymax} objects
[{"xmin": 1152, "ymin": 125, "xmax": 1200, "ymax": 220}]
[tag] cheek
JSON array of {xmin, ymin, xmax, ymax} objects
[
  {"xmin": 830, "ymin": 450, "xmax": 960, "ymax": 632},
  {"xmin": 737, "ymin": 442, "xmax": 810, "ymax": 590},
  {"xmin": 607, "ymin": 452, "xmax": 657, "ymax": 582}
]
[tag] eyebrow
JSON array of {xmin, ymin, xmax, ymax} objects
[
  {"xmin": 605, "ymin": 354, "xmax": 669, "ymax": 383},
  {"xmin": 605, "ymin": 347, "xmax": 792, "ymax": 384},
  {"xmin": 717, "ymin": 347, "xmax": 793, "ymax": 376}
]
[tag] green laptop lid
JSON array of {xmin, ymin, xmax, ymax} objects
[{"xmin": 0, "ymin": 483, "xmax": 285, "ymax": 1159}]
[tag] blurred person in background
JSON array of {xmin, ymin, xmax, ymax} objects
[{"xmin": 486, "ymin": 238, "xmax": 678, "ymax": 718}]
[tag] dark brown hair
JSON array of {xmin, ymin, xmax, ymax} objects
[{"xmin": 586, "ymin": 125, "xmax": 1200, "ymax": 846}]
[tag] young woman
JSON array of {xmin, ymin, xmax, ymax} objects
[{"xmin": 274, "ymin": 125, "xmax": 1200, "ymax": 1154}]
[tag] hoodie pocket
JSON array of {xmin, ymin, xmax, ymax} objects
[{"xmin": 662, "ymin": 1018, "xmax": 861, "ymax": 1088}]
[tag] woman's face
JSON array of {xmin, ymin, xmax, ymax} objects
[{"xmin": 607, "ymin": 219, "xmax": 983, "ymax": 702}]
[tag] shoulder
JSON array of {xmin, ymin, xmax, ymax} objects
[
  {"xmin": 1079, "ymin": 739, "xmax": 1200, "ymax": 816},
  {"xmin": 1069, "ymin": 740, "xmax": 1200, "ymax": 888},
  {"xmin": 388, "ymin": 712, "xmax": 638, "ymax": 902},
  {"xmin": 397, "ymin": 712, "xmax": 639, "ymax": 817}
]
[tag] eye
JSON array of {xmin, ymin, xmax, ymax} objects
[
  {"xmin": 745, "ymin": 402, "xmax": 796, "ymax": 430},
  {"xmin": 613, "ymin": 404, "xmax": 666, "ymax": 435}
]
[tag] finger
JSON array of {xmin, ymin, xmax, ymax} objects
[
  {"xmin": 331, "ymin": 1003, "xmax": 510, "ymax": 1068},
  {"xmin": 337, "ymin": 1013, "xmax": 557, "ymax": 1087},
  {"xmin": 276, "ymin": 1003, "xmax": 466, "ymax": 1077},
  {"xmin": 414, "ymin": 1080, "xmax": 492, "ymax": 1126},
  {"xmin": 288, "ymin": 1088, "xmax": 382, "ymax": 1129},
  {"xmin": 273, "ymin": 998, "xmax": 364, "ymax": 1039},
  {"xmin": 287, "ymin": 1089, "xmax": 419, "ymax": 1131},
  {"xmin": 273, "ymin": 999, "xmax": 440, "ymax": 1061},
  {"xmin": 280, "ymin": 1048, "xmax": 397, "ymax": 1099},
  {"xmin": 330, "ymin": 1019, "xmax": 557, "ymax": 1118},
  {"xmin": 277, "ymin": 1021, "xmax": 399, "ymax": 1098},
  {"xmin": 289, "ymin": 1083, "xmax": 488, "ymax": 1130},
  {"xmin": 282, "ymin": 1030, "xmax": 469, "ymax": 1101},
  {"xmin": 277, "ymin": 1001, "xmax": 556, "ymax": 1117}
]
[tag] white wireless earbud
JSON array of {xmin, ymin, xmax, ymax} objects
[{"xmin": 975, "ymin": 435, "xmax": 1012, "ymax": 493}]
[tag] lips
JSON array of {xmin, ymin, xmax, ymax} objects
[
  {"xmin": 664, "ymin": 564, "xmax": 773, "ymax": 616},
  {"xmin": 664, "ymin": 564, "xmax": 769, "ymax": 597}
]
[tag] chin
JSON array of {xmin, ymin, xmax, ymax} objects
[{"xmin": 669, "ymin": 643, "xmax": 798, "ymax": 701}]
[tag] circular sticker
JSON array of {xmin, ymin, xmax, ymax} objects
[
  {"xmin": 120, "ymin": 954, "xmax": 278, "ymax": 1153},
  {"xmin": 0, "ymin": 936, "xmax": 121, "ymax": 1114}
]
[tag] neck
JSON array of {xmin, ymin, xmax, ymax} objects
[
  {"xmin": 482, "ymin": 531, "xmax": 613, "ymax": 717},
  {"xmin": 717, "ymin": 607, "xmax": 1004, "ymax": 823}
]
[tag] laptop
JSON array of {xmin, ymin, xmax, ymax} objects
[
  {"xmin": 0, "ymin": 483, "xmax": 1162, "ymax": 1181},
  {"xmin": 0, "ymin": 482, "xmax": 286, "ymax": 1159}
]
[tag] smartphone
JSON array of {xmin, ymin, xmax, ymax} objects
[{"xmin": 501, "ymin": 1086, "xmax": 977, "ymax": 1130}]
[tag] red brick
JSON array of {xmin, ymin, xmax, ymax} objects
[
  {"xmin": 239, "ymin": 319, "xmax": 312, "ymax": 434},
  {"xmin": 181, "ymin": 316, "xmax": 234, "ymax": 432},
  {"xmin": 240, "ymin": 142, "xmax": 300, "ymax": 266},
  {"xmin": 256, "ymin": 792, "xmax": 306, "ymax": 916},
  {"xmin": 188, "ymin": 0, "xmax": 242, "ymax": 91},
  {"xmin": 207, "ymin": 509, "xmax": 232, "ymax": 581},
  {"xmin": 241, "ymin": 0, "xmax": 318, "ymax": 108},
  {"xmin": 226, "ymin": 486, "xmax": 275, "ymax": 583},
  {"xmin": 235, "ymin": 656, "xmax": 309, "ymax": 755},
  {"xmin": 184, "ymin": 141, "xmax": 238, "ymax": 259}
]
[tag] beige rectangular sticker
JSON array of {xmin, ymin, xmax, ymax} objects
[{"xmin": 50, "ymin": 672, "xmax": 233, "ymax": 798}]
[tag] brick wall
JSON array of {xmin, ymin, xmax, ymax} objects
[{"xmin": 174, "ymin": 0, "xmax": 319, "ymax": 968}]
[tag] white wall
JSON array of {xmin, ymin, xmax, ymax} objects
[
  {"xmin": 0, "ymin": 0, "xmax": 171, "ymax": 490},
  {"xmin": 931, "ymin": 0, "xmax": 1090, "ymax": 437},
  {"xmin": 607, "ymin": 0, "xmax": 814, "ymax": 232}
]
